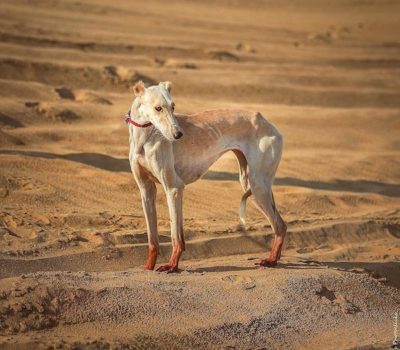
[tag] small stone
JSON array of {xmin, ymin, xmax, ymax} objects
[
  {"xmin": 32, "ymin": 214, "xmax": 50, "ymax": 225},
  {"xmin": 243, "ymin": 281, "xmax": 256, "ymax": 290},
  {"xmin": 19, "ymin": 321, "xmax": 27, "ymax": 332},
  {"xmin": 2, "ymin": 215, "xmax": 17, "ymax": 229}
]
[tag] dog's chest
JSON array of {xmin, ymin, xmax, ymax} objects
[{"xmin": 131, "ymin": 153, "xmax": 160, "ymax": 183}]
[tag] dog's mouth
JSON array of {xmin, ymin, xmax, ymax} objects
[
  {"xmin": 158, "ymin": 124, "xmax": 183, "ymax": 142},
  {"xmin": 165, "ymin": 133, "xmax": 177, "ymax": 142},
  {"xmin": 155, "ymin": 127, "xmax": 179, "ymax": 142},
  {"xmin": 166, "ymin": 131, "xmax": 183, "ymax": 142}
]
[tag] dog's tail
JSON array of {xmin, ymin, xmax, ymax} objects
[
  {"xmin": 239, "ymin": 188, "xmax": 252, "ymax": 225},
  {"xmin": 233, "ymin": 149, "xmax": 252, "ymax": 225}
]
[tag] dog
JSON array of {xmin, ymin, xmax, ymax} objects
[{"xmin": 126, "ymin": 81, "xmax": 286, "ymax": 272}]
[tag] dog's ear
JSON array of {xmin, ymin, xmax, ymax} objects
[
  {"xmin": 133, "ymin": 81, "xmax": 145, "ymax": 97},
  {"xmin": 159, "ymin": 81, "xmax": 172, "ymax": 93}
]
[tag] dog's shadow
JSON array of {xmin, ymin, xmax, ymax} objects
[
  {"xmin": 0, "ymin": 150, "xmax": 130, "ymax": 172},
  {"xmin": 183, "ymin": 258, "xmax": 324, "ymax": 273},
  {"xmin": 1, "ymin": 150, "xmax": 398, "ymax": 197},
  {"xmin": 185, "ymin": 265, "xmax": 257, "ymax": 273},
  {"xmin": 183, "ymin": 260, "xmax": 400, "ymax": 290}
]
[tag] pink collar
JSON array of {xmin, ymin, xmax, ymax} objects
[{"xmin": 124, "ymin": 110, "xmax": 152, "ymax": 128}]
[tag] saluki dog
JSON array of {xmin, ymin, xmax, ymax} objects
[{"xmin": 126, "ymin": 81, "xmax": 286, "ymax": 272}]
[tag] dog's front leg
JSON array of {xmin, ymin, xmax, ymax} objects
[
  {"xmin": 156, "ymin": 181, "xmax": 185, "ymax": 273},
  {"xmin": 138, "ymin": 179, "xmax": 159, "ymax": 270}
]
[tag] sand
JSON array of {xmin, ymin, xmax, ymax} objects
[{"xmin": 0, "ymin": 0, "xmax": 399, "ymax": 349}]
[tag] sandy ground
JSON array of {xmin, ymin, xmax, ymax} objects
[{"xmin": 0, "ymin": 0, "xmax": 400, "ymax": 349}]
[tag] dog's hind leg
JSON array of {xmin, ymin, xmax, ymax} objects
[{"xmin": 250, "ymin": 180, "xmax": 287, "ymax": 267}]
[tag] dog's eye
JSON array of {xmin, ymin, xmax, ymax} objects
[
  {"xmin": 171, "ymin": 103, "xmax": 175, "ymax": 111},
  {"xmin": 155, "ymin": 106, "xmax": 162, "ymax": 112}
]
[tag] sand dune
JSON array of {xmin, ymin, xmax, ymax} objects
[{"xmin": 0, "ymin": 0, "xmax": 399, "ymax": 349}]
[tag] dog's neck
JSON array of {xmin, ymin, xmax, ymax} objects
[
  {"xmin": 130, "ymin": 99, "xmax": 152, "ymax": 126},
  {"xmin": 128, "ymin": 99, "xmax": 155, "ymax": 154}
]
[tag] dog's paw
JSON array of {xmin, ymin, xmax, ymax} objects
[
  {"xmin": 255, "ymin": 259, "xmax": 278, "ymax": 268},
  {"xmin": 156, "ymin": 264, "xmax": 179, "ymax": 273}
]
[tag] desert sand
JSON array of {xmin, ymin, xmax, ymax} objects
[{"xmin": 0, "ymin": 0, "xmax": 399, "ymax": 349}]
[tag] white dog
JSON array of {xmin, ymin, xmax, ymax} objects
[{"xmin": 126, "ymin": 81, "xmax": 286, "ymax": 272}]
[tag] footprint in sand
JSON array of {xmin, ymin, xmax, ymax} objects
[
  {"xmin": 54, "ymin": 87, "xmax": 112, "ymax": 105},
  {"xmin": 74, "ymin": 91, "xmax": 112, "ymax": 105},
  {"xmin": 222, "ymin": 275, "xmax": 256, "ymax": 290},
  {"xmin": 235, "ymin": 42, "xmax": 256, "ymax": 53},
  {"xmin": 296, "ymin": 247, "xmax": 315, "ymax": 254},
  {"xmin": 1, "ymin": 214, "xmax": 18, "ymax": 229},
  {"xmin": 54, "ymin": 87, "xmax": 75, "ymax": 100},
  {"xmin": 25, "ymin": 101, "xmax": 80, "ymax": 123},
  {"xmin": 0, "ymin": 130, "xmax": 25, "ymax": 146},
  {"xmin": 102, "ymin": 65, "xmax": 156, "ymax": 86},
  {"xmin": 0, "ymin": 112, "xmax": 24, "ymax": 128},
  {"xmin": 207, "ymin": 50, "xmax": 240, "ymax": 62},
  {"xmin": 164, "ymin": 59, "xmax": 198, "ymax": 69},
  {"xmin": 316, "ymin": 285, "xmax": 360, "ymax": 314}
]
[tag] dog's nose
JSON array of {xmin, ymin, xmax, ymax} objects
[{"xmin": 174, "ymin": 131, "xmax": 183, "ymax": 140}]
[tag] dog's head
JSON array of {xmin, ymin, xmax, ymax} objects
[{"xmin": 132, "ymin": 81, "xmax": 183, "ymax": 141}]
